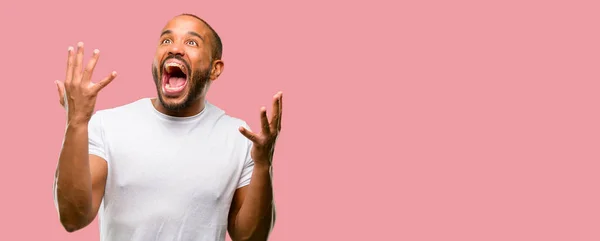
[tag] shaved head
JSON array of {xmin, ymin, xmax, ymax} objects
[{"xmin": 176, "ymin": 13, "xmax": 223, "ymax": 61}]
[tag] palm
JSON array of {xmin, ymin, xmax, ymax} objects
[
  {"xmin": 55, "ymin": 42, "xmax": 116, "ymax": 114},
  {"xmin": 239, "ymin": 92, "xmax": 283, "ymax": 165}
]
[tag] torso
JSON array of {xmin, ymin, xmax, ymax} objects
[{"xmin": 89, "ymin": 98, "xmax": 253, "ymax": 241}]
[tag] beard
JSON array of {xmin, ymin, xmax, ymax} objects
[{"xmin": 152, "ymin": 58, "xmax": 212, "ymax": 112}]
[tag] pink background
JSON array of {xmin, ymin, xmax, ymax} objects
[{"xmin": 1, "ymin": 0, "xmax": 599, "ymax": 240}]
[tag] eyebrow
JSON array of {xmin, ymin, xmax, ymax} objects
[{"xmin": 160, "ymin": 30, "xmax": 205, "ymax": 41}]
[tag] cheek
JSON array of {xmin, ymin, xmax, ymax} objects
[
  {"xmin": 154, "ymin": 49, "xmax": 166, "ymax": 65},
  {"xmin": 153, "ymin": 58, "xmax": 160, "ymax": 69},
  {"xmin": 188, "ymin": 50, "xmax": 211, "ymax": 66}
]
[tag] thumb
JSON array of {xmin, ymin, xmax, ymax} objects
[{"xmin": 55, "ymin": 80, "xmax": 65, "ymax": 107}]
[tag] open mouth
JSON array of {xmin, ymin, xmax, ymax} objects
[{"xmin": 162, "ymin": 60, "xmax": 188, "ymax": 96}]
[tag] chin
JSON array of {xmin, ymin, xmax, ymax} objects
[{"xmin": 159, "ymin": 88, "xmax": 190, "ymax": 107}]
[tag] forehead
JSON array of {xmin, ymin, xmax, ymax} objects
[{"xmin": 161, "ymin": 16, "xmax": 209, "ymax": 37}]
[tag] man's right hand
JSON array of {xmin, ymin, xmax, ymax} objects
[{"xmin": 55, "ymin": 42, "xmax": 117, "ymax": 125}]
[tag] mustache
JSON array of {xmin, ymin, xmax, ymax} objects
[{"xmin": 160, "ymin": 55, "xmax": 191, "ymax": 75}]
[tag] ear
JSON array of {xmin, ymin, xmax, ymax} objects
[{"xmin": 210, "ymin": 60, "xmax": 224, "ymax": 81}]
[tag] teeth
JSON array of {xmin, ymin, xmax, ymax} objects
[{"xmin": 165, "ymin": 62, "xmax": 183, "ymax": 69}]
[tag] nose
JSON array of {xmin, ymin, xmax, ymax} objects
[{"xmin": 168, "ymin": 42, "xmax": 185, "ymax": 56}]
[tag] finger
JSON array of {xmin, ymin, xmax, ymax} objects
[
  {"xmin": 82, "ymin": 49, "xmax": 100, "ymax": 84},
  {"xmin": 278, "ymin": 92, "xmax": 283, "ymax": 131},
  {"xmin": 260, "ymin": 106, "xmax": 270, "ymax": 135},
  {"xmin": 58, "ymin": 80, "xmax": 69, "ymax": 110},
  {"xmin": 65, "ymin": 46, "xmax": 75, "ymax": 85},
  {"xmin": 239, "ymin": 126, "xmax": 259, "ymax": 143},
  {"xmin": 270, "ymin": 92, "xmax": 281, "ymax": 132},
  {"xmin": 73, "ymin": 42, "xmax": 85, "ymax": 85},
  {"xmin": 55, "ymin": 80, "xmax": 65, "ymax": 107},
  {"xmin": 93, "ymin": 71, "xmax": 117, "ymax": 93}
]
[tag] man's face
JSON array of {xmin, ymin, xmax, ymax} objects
[{"xmin": 152, "ymin": 15, "xmax": 216, "ymax": 111}]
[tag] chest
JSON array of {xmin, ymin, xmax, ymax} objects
[{"xmin": 103, "ymin": 123, "xmax": 245, "ymax": 207}]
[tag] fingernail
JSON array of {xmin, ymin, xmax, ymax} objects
[
  {"xmin": 68, "ymin": 46, "xmax": 73, "ymax": 52},
  {"xmin": 93, "ymin": 49, "xmax": 100, "ymax": 54},
  {"xmin": 112, "ymin": 71, "xmax": 118, "ymax": 76},
  {"xmin": 77, "ymin": 42, "xmax": 84, "ymax": 47}
]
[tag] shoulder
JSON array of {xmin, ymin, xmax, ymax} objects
[
  {"xmin": 218, "ymin": 114, "xmax": 249, "ymax": 131},
  {"xmin": 206, "ymin": 101, "xmax": 249, "ymax": 128},
  {"xmin": 92, "ymin": 98, "xmax": 150, "ymax": 119},
  {"xmin": 89, "ymin": 98, "xmax": 150, "ymax": 129},
  {"xmin": 206, "ymin": 102, "xmax": 251, "ymax": 142}
]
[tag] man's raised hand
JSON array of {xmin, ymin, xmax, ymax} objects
[
  {"xmin": 55, "ymin": 42, "xmax": 117, "ymax": 125},
  {"xmin": 239, "ymin": 91, "xmax": 283, "ymax": 166}
]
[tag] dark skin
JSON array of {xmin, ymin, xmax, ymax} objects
[
  {"xmin": 151, "ymin": 15, "xmax": 221, "ymax": 117},
  {"xmin": 54, "ymin": 15, "xmax": 281, "ymax": 241}
]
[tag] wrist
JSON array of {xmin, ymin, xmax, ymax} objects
[
  {"xmin": 253, "ymin": 161, "xmax": 272, "ymax": 172},
  {"xmin": 67, "ymin": 113, "xmax": 91, "ymax": 126},
  {"xmin": 66, "ymin": 119, "xmax": 89, "ymax": 129}
]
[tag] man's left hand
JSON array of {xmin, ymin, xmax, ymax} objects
[{"xmin": 239, "ymin": 91, "xmax": 283, "ymax": 167}]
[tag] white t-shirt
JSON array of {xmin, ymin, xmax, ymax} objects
[{"xmin": 87, "ymin": 98, "xmax": 254, "ymax": 241}]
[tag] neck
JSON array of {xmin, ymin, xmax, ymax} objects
[{"xmin": 151, "ymin": 97, "xmax": 206, "ymax": 117}]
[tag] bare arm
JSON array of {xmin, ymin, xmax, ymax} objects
[
  {"xmin": 54, "ymin": 123, "xmax": 108, "ymax": 232},
  {"xmin": 229, "ymin": 92, "xmax": 283, "ymax": 241},
  {"xmin": 228, "ymin": 165, "xmax": 276, "ymax": 241},
  {"xmin": 52, "ymin": 42, "xmax": 116, "ymax": 232}
]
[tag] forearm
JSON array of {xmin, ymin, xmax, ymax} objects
[
  {"xmin": 54, "ymin": 122, "xmax": 93, "ymax": 230},
  {"xmin": 233, "ymin": 163, "xmax": 275, "ymax": 241}
]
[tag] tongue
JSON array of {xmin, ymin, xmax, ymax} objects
[{"xmin": 168, "ymin": 76, "xmax": 186, "ymax": 87}]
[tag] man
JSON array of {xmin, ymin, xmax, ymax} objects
[{"xmin": 52, "ymin": 13, "xmax": 281, "ymax": 241}]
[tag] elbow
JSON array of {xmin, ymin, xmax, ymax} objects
[
  {"xmin": 58, "ymin": 210, "xmax": 92, "ymax": 233},
  {"xmin": 237, "ymin": 221, "xmax": 275, "ymax": 241},
  {"xmin": 233, "ymin": 206, "xmax": 276, "ymax": 241},
  {"xmin": 240, "ymin": 233, "xmax": 273, "ymax": 241},
  {"xmin": 60, "ymin": 219, "xmax": 85, "ymax": 233},
  {"xmin": 236, "ymin": 235, "xmax": 266, "ymax": 241},
  {"xmin": 53, "ymin": 183, "xmax": 94, "ymax": 233},
  {"xmin": 62, "ymin": 224, "xmax": 81, "ymax": 233}
]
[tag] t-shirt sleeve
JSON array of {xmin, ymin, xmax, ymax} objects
[
  {"xmin": 88, "ymin": 111, "xmax": 109, "ymax": 163},
  {"xmin": 237, "ymin": 122, "xmax": 255, "ymax": 189}
]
